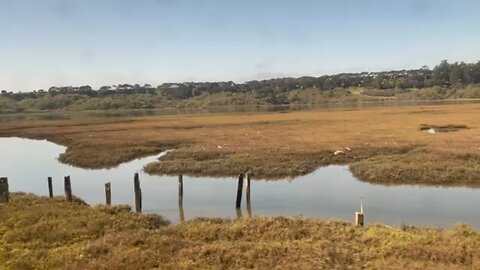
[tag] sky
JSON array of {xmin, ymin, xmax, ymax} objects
[{"xmin": 0, "ymin": 0, "xmax": 479, "ymax": 92}]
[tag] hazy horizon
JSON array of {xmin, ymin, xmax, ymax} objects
[{"xmin": 1, "ymin": 0, "xmax": 479, "ymax": 92}]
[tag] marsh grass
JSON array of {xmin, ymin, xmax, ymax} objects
[
  {"xmin": 1, "ymin": 193, "xmax": 480, "ymax": 269},
  {"xmin": 144, "ymin": 146, "xmax": 414, "ymax": 179},
  {"xmin": 350, "ymin": 148, "xmax": 480, "ymax": 187},
  {"xmin": 2, "ymin": 104, "xmax": 480, "ymax": 186}
]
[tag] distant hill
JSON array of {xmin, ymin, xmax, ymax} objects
[{"xmin": 1, "ymin": 60, "xmax": 480, "ymax": 113}]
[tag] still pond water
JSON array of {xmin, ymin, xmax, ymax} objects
[{"xmin": 1, "ymin": 137, "xmax": 480, "ymax": 229}]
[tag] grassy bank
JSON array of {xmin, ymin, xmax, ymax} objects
[
  {"xmin": 350, "ymin": 148, "xmax": 480, "ymax": 186},
  {"xmin": 1, "ymin": 193, "xmax": 479, "ymax": 269},
  {"xmin": 1, "ymin": 103, "xmax": 480, "ymax": 186}
]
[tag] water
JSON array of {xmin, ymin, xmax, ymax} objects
[
  {"xmin": 1, "ymin": 137, "xmax": 480, "ymax": 229},
  {"xmin": 1, "ymin": 99, "xmax": 480, "ymax": 122}
]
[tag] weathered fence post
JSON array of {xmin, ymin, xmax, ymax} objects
[
  {"xmin": 245, "ymin": 173, "xmax": 252, "ymax": 218},
  {"xmin": 0, "ymin": 177, "xmax": 9, "ymax": 203},
  {"xmin": 355, "ymin": 198, "xmax": 364, "ymax": 226},
  {"xmin": 178, "ymin": 174, "xmax": 185, "ymax": 222},
  {"xmin": 178, "ymin": 175, "xmax": 183, "ymax": 208},
  {"xmin": 235, "ymin": 173, "xmax": 244, "ymax": 209},
  {"xmin": 64, "ymin": 176, "xmax": 72, "ymax": 202},
  {"xmin": 48, "ymin": 177, "xmax": 53, "ymax": 198},
  {"xmin": 105, "ymin": 182, "xmax": 111, "ymax": 205},
  {"xmin": 355, "ymin": 212, "xmax": 364, "ymax": 226},
  {"xmin": 134, "ymin": 173, "xmax": 142, "ymax": 213}
]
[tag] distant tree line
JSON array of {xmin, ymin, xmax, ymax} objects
[{"xmin": 1, "ymin": 60, "xmax": 480, "ymax": 102}]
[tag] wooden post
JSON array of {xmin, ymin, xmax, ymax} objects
[
  {"xmin": 178, "ymin": 175, "xmax": 183, "ymax": 208},
  {"xmin": 64, "ymin": 176, "xmax": 72, "ymax": 202},
  {"xmin": 0, "ymin": 177, "xmax": 9, "ymax": 203},
  {"xmin": 235, "ymin": 173, "xmax": 244, "ymax": 209},
  {"xmin": 48, "ymin": 177, "xmax": 53, "ymax": 198},
  {"xmin": 245, "ymin": 173, "xmax": 251, "ymax": 203},
  {"xmin": 178, "ymin": 175, "xmax": 185, "ymax": 223},
  {"xmin": 134, "ymin": 173, "xmax": 142, "ymax": 213},
  {"xmin": 134, "ymin": 173, "xmax": 140, "ymax": 191},
  {"xmin": 245, "ymin": 174, "xmax": 252, "ymax": 218},
  {"xmin": 355, "ymin": 212, "xmax": 364, "ymax": 226},
  {"xmin": 105, "ymin": 182, "xmax": 111, "ymax": 205},
  {"xmin": 355, "ymin": 198, "xmax": 364, "ymax": 226}
]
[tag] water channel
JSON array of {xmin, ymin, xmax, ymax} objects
[{"xmin": 1, "ymin": 137, "xmax": 479, "ymax": 229}]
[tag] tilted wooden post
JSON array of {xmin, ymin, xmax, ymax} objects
[
  {"xmin": 235, "ymin": 173, "xmax": 244, "ymax": 209},
  {"xmin": 0, "ymin": 177, "xmax": 9, "ymax": 203},
  {"xmin": 245, "ymin": 173, "xmax": 252, "ymax": 218},
  {"xmin": 64, "ymin": 176, "xmax": 72, "ymax": 202},
  {"xmin": 105, "ymin": 182, "xmax": 111, "ymax": 205},
  {"xmin": 134, "ymin": 173, "xmax": 142, "ymax": 213},
  {"xmin": 48, "ymin": 177, "xmax": 53, "ymax": 198}
]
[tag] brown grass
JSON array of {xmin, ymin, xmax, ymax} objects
[
  {"xmin": 350, "ymin": 148, "xmax": 480, "ymax": 187},
  {"xmin": 1, "ymin": 104, "xmax": 480, "ymax": 185},
  {"xmin": 1, "ymin": 193, "xmax": 480, "ymax": 269}
]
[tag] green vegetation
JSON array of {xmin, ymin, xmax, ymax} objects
[
  {"xmin": 1, "ymin": 193, "xmax": 480, "ymax": 269},
  {"xmin": 1, "ymin": 60, "xmax": 480, "ymax": 113}
]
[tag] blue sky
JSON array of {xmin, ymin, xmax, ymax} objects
[{"xmin": 0, "ymin": 0, "xmax": 479, "ymax": 91}]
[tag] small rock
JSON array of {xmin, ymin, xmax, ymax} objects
[{"xmin": 334, "ymin": 150, "xmax": 344, "ymax": 155}]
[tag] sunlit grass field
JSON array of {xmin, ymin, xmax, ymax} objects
[
  {"xmin": 1, "ymin": 193, "xmax": 479, "ymax": 269},
  {"xmin": 1, "ymin": 103, "xmax": 480, "ymax": 186}
]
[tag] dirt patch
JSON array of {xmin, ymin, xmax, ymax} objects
[{"xmin": 419, "ymin": 124, "xmax": 468, "ymax": 134}]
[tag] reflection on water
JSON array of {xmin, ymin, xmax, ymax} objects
[
  {"xmin": 1, "ymin": 99, "xmax": 480, "ymax": 122},
  {"xmin": 1, "ymin": 137, "xmax": 480, "ymax": 229}
]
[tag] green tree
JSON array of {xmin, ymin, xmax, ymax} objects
[{"xmin": 432, "ymin": 60, "xmax": 451, "ymax": 86}]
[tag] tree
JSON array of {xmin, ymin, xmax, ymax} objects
[
  {"xmin": 432, "ymin": 60, "xmax": 451, "ymax": 86},
  {"xmin": 79, "ymin": 85, "xmax": 92, "ymax": 91},
  {"xmin": 449, "ymin": 63, "xmax": 464, "ymax": 84}
]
